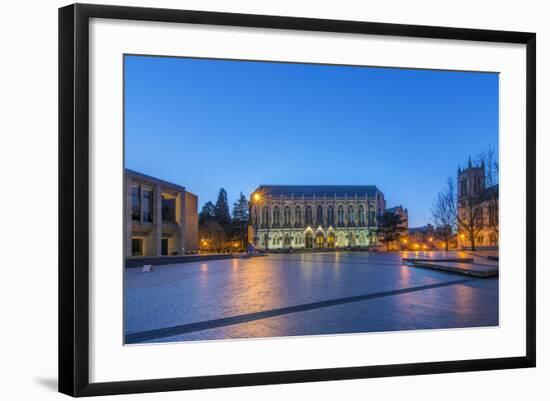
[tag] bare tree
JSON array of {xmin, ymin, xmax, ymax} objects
[
  {"xmin": 456, "ymin": 185, "xmax": 486, "ymax": 251},
  {"xmin": 431, "ymin": 178, "xmax": 457, "ymax": 251},
  {"xmin": 476, "ymin": 146, "xmax": 499, "ymax": 187}
]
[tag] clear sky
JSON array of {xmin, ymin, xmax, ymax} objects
[{"xmin": 124, "ymin": 55, "xmax": 498, "ymax": 227}]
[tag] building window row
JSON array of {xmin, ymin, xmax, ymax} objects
[
  {"xmin": 131, "ymin": 184, "xmax": 177, "ymax": 224},
  {"xmin": 131, "ymin": 184, "xmax": 154, "ymax": 222},
  {"xmin": 257, "ymin": 203, "xmax": 372, "ymax": 227}
]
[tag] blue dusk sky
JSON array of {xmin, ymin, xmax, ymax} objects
[{"xmin": 124, "ymin": 55, "xmax": 498, "ymax": 227}]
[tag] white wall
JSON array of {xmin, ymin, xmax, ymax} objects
[{"xmin": 0, "ymin": 0, "xmax": 547, "ymax": 399}]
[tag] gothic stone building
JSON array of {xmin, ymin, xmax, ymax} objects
[
  {"xmin": 250, "ymin": 185, "xmax": 386, "ymax": 250},
  {"xmin": 125, "ymin": 169, "xmax": 198, "ymax": 257},
  {"xmin": 457, "ymin": 160, "xmax": 499, "ymax": 248}
]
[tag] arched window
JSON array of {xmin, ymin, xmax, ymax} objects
[
  {"xmin": 252, "ymin": 209, "xmax": 258, "ymax": 226},
  {"xmin": 283, "ymin": 233, "xmax": 291, "ymax": 247},
  {"xmin": 337, "ymin": 206, "xmax": 345, "ymax": 226},
  {"xmin": 305, "ymin": 205, "xmax": 313, "ymax": 225},
  {"xmin": 262, "ymin": 207, "xmax": 268, "ymax": 226},
  {"xmin": 273, "ymin": 206, "xmax": 280, "ymax": 226},
  {"xmin": 284, "ymin": 206, "xmax": 291, "ymax": 226},
  {"xmin": 369, "ymin": 205, "xmax": 375, "ymax": 226},
  {"xmin": 475, "ymin": 207, "xmax": 483, "ymax": 226},
  {"xmin": 295, "ymin": 206, "xmax": 302, "ymax": 226},
  {"xmin": 316, "ymin": 205, "xmax": 324, "ymax": 226},
  {"xmin": 327, "ymin": 205, "xmax": 334, "ymax": 226},
  {"xmin": 348, "ymin": 206, "xmax": 355, "ymax": 224},
  {"xmin": 359, "ymin": 205, "xmax": 365, "ymax": 225}
]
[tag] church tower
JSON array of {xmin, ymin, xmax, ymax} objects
[{"xmin": 457, "ymin": 156, "xmax": 485, "ymax": 200}]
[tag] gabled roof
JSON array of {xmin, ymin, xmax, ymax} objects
[{"xmin": 255, "ymin": 185, "xmax": 380, "ymax": 198}]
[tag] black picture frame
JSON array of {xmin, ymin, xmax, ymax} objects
[{"xmin": 59, "ymin": 3, "xmax": 536, "ymax": 397}]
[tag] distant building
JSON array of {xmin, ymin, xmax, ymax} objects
[
  {"xmin": 407, "ymin": 224, "xmax": 436, "ymax": 249},
  {"xmin": 249, "ymin": 185, "xmax": 386, "ymax": 250},
  {"xmin": 456, "ymin": 158, "xmax": 499, "ymax": 248},
  {"xmin": 125, "ymin": 169, "xmax": 198, "ymax": 257},
  {"xmin": 386, "ymin": 205, "xmax": 409, "ymax": 233}
]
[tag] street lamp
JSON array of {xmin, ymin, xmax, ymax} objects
[
  {"xmin": 251, "ymin": 192, "xmax": 268, "ymax": 251},
  {"xmin": 251, "ymin": 193, "xmax": 261, "ymax": 248}
]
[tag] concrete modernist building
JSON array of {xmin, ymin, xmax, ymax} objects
[
  {"xmin": 125, "ymin": 169, "xmax": 198, "ymax": 257},
  {"xmin": 456, "ymin": 159, "xmax": 499, "ymax": 248},
  {"xmin": 250, "ymin": 185, "xmax": 386, "ymax": 250}
]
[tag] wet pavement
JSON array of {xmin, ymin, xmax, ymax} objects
[{"xmin": 124, "ymin": 251, "xmax": 498, "ymax": 344}]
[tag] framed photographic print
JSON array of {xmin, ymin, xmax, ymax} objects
[{"xmin": 58, "ymin": 3, "xmax": 536, "ymax": 397}]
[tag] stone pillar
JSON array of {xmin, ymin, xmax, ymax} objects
[
  {"xmin": 152, "ymin": 183, "xmax": 162, "ymax": 256},
  {"xmin": 125, "ymin": 178, "xmax": 133, "ymax": 258},
  {"xmin": 139, "ymin": 184, "xmax": 144, "ymax": 225},
  {"xmin": 179, "ymin": 190, "xmax": 186, "ymax": 255}
]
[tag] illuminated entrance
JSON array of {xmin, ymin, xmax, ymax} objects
[
  {"xmin": 305, "ymin": 232, "xmax": 313, "ymax": 249},
  {"xmin": 315, "ymin": 232, "xmax": 324, "ymax": 249},
  {"xmin": 327, "ymin": 232, "xmax": 335, "ymax": 248}
]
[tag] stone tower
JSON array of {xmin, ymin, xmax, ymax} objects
[{"xmin": 457, "ymin": 156, "xmax": 485, "ymax": 200}]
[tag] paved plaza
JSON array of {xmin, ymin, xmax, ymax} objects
[{"xmin": 124, "ymin": 251, "xmax": 498, "ymax": 344}]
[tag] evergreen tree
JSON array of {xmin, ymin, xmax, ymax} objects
[
  {"xmin": 378, "ymin": 212, "xmax": 406, "ymax": 251},
  {"xmin": 231, "ymin": 192, "xmax": 249, "ymax": 222},
  {"xmin": 215, "ymin": 188, "xmax": 231, "ymax": 228},
  {"xmin": 199, "ymin": 201, "xmax": 216, "ymax": 224},
  {"xmin": 231, "ymin": 192, "xmax": 250, "ymax": 248}
]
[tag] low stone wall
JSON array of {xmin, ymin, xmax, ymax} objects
[
  {"xmin": 125, "ymin": 253, "xmax": 237, "ymax": 268},
  {"xmin": 460, "ymin": 246, "xmax": 499, "ymax": 251}
]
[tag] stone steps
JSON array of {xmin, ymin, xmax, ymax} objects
[
  {"xmin": 410, "ymin": 261, "xmax": 498, "ymax": 278},
  {"xmin": 402, "ymin": 257, "xmax": 474, "ymax": 263}
]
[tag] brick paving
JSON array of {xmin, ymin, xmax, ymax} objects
[{"xmin": 124, "ymin": 251, "xmax": 498, "ymax": 344}]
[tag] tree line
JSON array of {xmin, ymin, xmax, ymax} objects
[{"xmin": 198, "ymin": 188, "xmax": 249, "ymax": 253}]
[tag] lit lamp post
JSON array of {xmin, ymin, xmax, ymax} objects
[
  {"xmin": 251, "ymin": 192, "xmax": 269, "ymax": 250},
  {"xmin": 200, "ymin": 238, "xmax": 209, "ymax": 254},
  {"xmin": 251, "ymin": 193, "xmax": 261, "ymax": 248}
]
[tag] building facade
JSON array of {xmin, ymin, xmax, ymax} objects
[
  {"xmin": 407, "ymin": 224, "xmax": 436, "ymax": 249},
  {"xmin": 456, "ymin": 159, "xmax": 499, "ymax": 248},
  {"xmin": 249, "ymin": 185, "xmax": 386, "ymax": 250},
  {"xmin": 125, "ymin": 169, "xmax": 198, "ymax": 257}
]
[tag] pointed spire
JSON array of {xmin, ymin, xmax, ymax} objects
[
  {"xmin": 468, "ymin": 156, "xmax": 472, "ymax": 168},
  {"xmin": 458, "ymin": 165, "xmax": 461, "ymax": 175}
]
